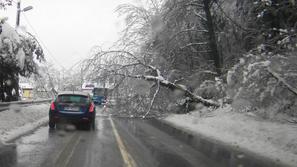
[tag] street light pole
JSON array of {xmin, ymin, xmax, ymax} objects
[
  {"xmin": 14, "ymin": 0, "xmax": 33, "ymax": 101},
  {"xmin": 15, "ymin": 0, "xmax": 33, "ymax": 28},
  {"xmin": 16, "ymin": 0, "xmax": 21, "ymax": 27}
]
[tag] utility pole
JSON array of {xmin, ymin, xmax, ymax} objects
[{"xmin": 16, "ymin": 0, "xmax": 21, "ymax": 27}]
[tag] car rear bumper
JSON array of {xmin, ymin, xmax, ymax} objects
[{"xmin": 49, "ymin": 113, "xmax": 95, "ymax": 124}]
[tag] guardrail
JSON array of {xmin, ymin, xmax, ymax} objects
[{"xmin": 0, "ymin": 99, "xmax": 52, "ymax": 112}]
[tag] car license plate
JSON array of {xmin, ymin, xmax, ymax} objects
[{"xmin": 64, "ymin": 107, "xmax": 79, "ymax": 111}]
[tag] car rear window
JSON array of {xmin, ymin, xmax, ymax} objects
[{"xmin": 57, "ymin": 95, "xmax": 89, "ymax": 104}]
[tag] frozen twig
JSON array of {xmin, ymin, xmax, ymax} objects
[
  {"xmin": 285, "ymin": 118, "xmax": 297, "ymax": 124},
  {"xmin": 268, "ymin": 67, "xmax": 297, "ymax": 96},
  {"xmin": 167, "ymin": 29, "xmax": 208, "ymax": 47},
  {"xmin": 193, "ymin": 9, "xmax": 207, "ymax": 21},
  {"xmin": 180, "ymin": 42, "xmax": 208, "ymax": 50},
  {"xmin": 143, "ymin": 80, "xmax": 160, "ymax": 118}
]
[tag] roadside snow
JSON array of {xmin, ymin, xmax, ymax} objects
[
  {"xmin": 0, "ymin": 103, "xmax": 49, "ymax": 142},
  {"xmin": 165, "ymin": 105, "xmax": 297, "ymax": 167}
]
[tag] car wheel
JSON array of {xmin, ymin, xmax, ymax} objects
[
  {"xmin": 49, "ymin": 121, "xmax": 55, "ymax": 129},
  {"xmin": 85, "ymin": 122, "xmax": 91, "ymax": 130},
  {"xmin": 91, "ymin": 120, "xmax": 96, "ymax": 130}
]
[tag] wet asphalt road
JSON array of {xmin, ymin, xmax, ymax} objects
[{"xmin": 14, "ymin": 108, "xmax": 218, "ymax": 167}]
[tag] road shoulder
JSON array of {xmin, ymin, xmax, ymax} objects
[
  {"xmin": 163, "ymin": 105, "xmax": 297, "ymax": 167},
  {"xmin": 0, "ymin": 103, "xmax": 49, "ymax": 142}
]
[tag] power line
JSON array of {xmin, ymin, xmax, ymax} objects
[
  {"xmin": 66, "ymin": 58, "xmax": 84, "ymax": 71},
  {"xmin": 21, "ymin": 13, "xmax": 67, "ymax": 93},
  {"xmin": 65, "ymin": 45, "xmax": 102, "ymax": 72},
  {"xmin": 21, "ymin": 13, "xmax": 66, "ymax": 70}
]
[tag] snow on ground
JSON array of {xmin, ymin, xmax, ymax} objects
[
  {"xmin": 165, "ymin": 105, "xmax": 297, "ymax": 167},
  {"xmin": 0, "ymin": 103, "xmax": 49, "ymax": 142}
]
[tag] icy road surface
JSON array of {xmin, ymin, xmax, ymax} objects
[{"xmin": 14, "ymin": 108, "xmax": 218, "ymax": 167}]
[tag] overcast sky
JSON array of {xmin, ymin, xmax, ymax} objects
[{"xmin": 0, "ymin": 0, "xmax": 136, "ymax": 70}]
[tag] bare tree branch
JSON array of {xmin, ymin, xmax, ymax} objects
[
  {"xmin": 268, "ymin": 67, "xmax": 297, "ymax": 96},
  {"xmin": 167, "ymin": 29, "xmax": 208, "ymax": 47},
  {"xmin": 194, "ymin": 9, "xmax": 207, "ymax": 21},
  {"xmin": 143, "ymin": 79, "xmax": 160, "ymax": 118},
  {"xmin": 180, "ymin": 42, "xmax": 208, "ymax": 49}
]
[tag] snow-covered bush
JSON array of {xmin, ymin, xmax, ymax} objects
[
  {"xmin": 0, "ymin": 23, "xmax": 43, "ymax": 73},
  {"xmin": 227, "ymin": 48, "xmax": 297, "ymax": 118},
  {"xmin": 194, "ymin": 78, "xmax": 226, "ymax": 101},
  {"xmin": 242, "ymin": 0, "xmax": 297, "ymax": 52},
  {"xmin": 0, "ymin": 22, "xmax": 44, "ymax": 101}
]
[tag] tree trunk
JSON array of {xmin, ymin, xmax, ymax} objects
[
  {"xmin": 0, "ymin": 76, "xmax": 4, "ymax": 102},
  {"xmin": 0, "ymin": 59, "xmax": 4, "ymax": 102},
  {"xmin": 203, "ymin": 0, "xmax": 221, "ymax": 75},
  {"xmin": 186, "ymin": 24, "xmax": 195, "ymax": 71},
  {"xmin": 14, "ymin": 74, "xmax": 20, "ymax": 101}
]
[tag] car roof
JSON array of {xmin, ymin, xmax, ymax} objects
[{"xmin": 57, "ymin": 91, "xmax": 90, "ymax": 97}]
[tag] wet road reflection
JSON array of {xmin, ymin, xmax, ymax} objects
[{"xmin": 14, "ymin": 113, "xmax": 218, "ymax": 167}]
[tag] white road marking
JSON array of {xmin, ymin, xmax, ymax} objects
[{"xmin": 63, "ymin": 135, "xmax": 81, "ymax": 167}]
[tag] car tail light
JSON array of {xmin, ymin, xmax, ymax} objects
[
  {"xmin": 89, "ymin": 103, "xmax": 95, "ymax": 112},
  {"xmin": 50, "ymin": 102, "xmax": 55, "ymax": 110}
]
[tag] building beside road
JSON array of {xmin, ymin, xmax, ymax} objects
[{"xmin": 19, "ymin": 83, "xmax": 33, "ymax": 100}]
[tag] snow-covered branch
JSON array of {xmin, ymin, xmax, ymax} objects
[
  {"xmin": 194, "ymin": 9, "xmax": 207, "ymax": 21},
  {"xmin": 143, "ymin": 79, "xmax": 160, "ymax": 118},
  {"xmin": 186, "ymin": 2, "xmax": 204, "ymax": 8},
  {"xmin": 167, "ymin": 29, "xmax": 208, "ymax": 45},
  {"xmin": 180, "ymin": 42, "xmax": 208, "ymax": 49},
  {"xmin": 268, "ymin": 67, "xmax": 297, "ymax": 96},
  {"xmin": 112, "ymin": 70, "xmax": 220, "ymax": 107}
]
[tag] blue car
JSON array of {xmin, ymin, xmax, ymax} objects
[
  {"xmin": 49, "ymin": 91, "xmax": 96, "ymax": 130},
  {"xmin": 92, "ymin": 95, "xmax": 106, "ymax": 105},
  {"xmin": 92, "ymin": 88, "xmax": 109, "ymax": 105}
]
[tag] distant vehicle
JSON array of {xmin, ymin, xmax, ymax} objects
[
  {"xmin": 81, "ymin": 83, "xmax": 96, "ymax": 96},
  {"xmin": 48, "ymin": 91, "xmax": 96, "ymax": 130},
  {"xmin": 92, "ymin": 88, "xmax": 109, "ymax": 105}
]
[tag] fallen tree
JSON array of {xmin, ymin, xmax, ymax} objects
[{"xmin": 84, "ymin": 50, "xmax": 220, "ymax": 117}]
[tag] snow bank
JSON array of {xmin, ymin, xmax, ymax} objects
[
  {"xmin": 0, "ymin": 103, "xmax": 49, "ymax": 142},
  {"xmin": 165, "ymin": 105, "xmax": 297, "ymax": 167}
]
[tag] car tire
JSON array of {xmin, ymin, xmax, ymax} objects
[
  {"xmin": 85, "ymin": 121, "xmax": 95, "ymax": 131},
  {"xmin": 85, "ymin": 123, "xmax": 91, "ymax": 131},
  {"xmin": 49, "ymin": 121, "xmax": 55, "ymax": 129},
  {"xmin": 91, "ymin": 120, "xmax": 96, "ymax": 130}
]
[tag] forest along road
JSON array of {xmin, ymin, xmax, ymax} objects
[{"xmin": 14, "ymin": 108, "xmax": 218, "ymax": 167}]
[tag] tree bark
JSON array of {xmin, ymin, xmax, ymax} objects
[
  {"xmin": 186, "ymin": 24, "xmax": 195, "ymax": 71},
  {"xmin": 0, "ymin": 76, "xmax": 4, "ymax": 102},
  {"xmin": 203, "ymin": 0, "xmax": 221, "ymax": 75},
  {"xmin": 0, "ymin": 59, "xmax": 4, "ymax": 102}
]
